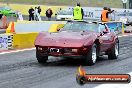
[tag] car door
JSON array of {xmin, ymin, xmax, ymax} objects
[{"xmin": 98, "ymin": 23, "xmax": 115, "ymax": 52}]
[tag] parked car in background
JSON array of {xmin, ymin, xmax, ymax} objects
[
  {"xmin": 0, "ymin": 6, "xmax": 17, "ymax": 17},
  {"xmin": 55, "ymin": 9, "xmax": 73, "ymax": 21},
  {"xmin": 35, "ymin": 21, "xmax": 119, "ymax": 66}
]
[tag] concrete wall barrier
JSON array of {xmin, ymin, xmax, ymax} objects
[
  {"xmin": 13, "ymin": 32, "xmax": 38, "ymax": 49},
  {"xmin": 6, "ymin": 21, "xmax": 66, "ymax": 33}
]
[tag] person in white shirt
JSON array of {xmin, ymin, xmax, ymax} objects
[
  {"xmin": 17, "ymin": 11, "xmax": 23, "ymax": 21},
  {"xmin": 34, "ymin": 7, "xmax": 39, "ymax": 21}
]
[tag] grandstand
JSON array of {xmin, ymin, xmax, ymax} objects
[{"xmin": 0, "ymin": 0, "xmax": 129, "ymax": 8}]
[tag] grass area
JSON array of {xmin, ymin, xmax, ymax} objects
[{"xmin": 0, "ymin": 0, "xmax": 129, "ymax": 8}]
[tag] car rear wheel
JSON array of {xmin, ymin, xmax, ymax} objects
[
  {"xmin": 84, "ymin": 44, "xmax": 97, "ymax": 66},
  {"xmin": 108, "ymin": 41, "xmax": 119, "ymax": 60},
  {"xmin": 36, "ymin": 51, "xmax": 48, "ymax": 63}
]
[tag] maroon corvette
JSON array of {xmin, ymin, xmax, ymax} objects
[{"xmin": 34, "ymin": 21, "xmax": 119, "ymax": 65}]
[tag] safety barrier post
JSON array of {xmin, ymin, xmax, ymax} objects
[{"xmin": 122, "ymin": 22, "xmax": 125, "ymax": 34}]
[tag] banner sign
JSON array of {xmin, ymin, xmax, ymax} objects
[
  {"xmin": 0, "ymin": 34, "xmax": 13, "ymax": 50},
  {"xmin": 67, "ymin": 7, "xmax": 132, "ymax": 21}
]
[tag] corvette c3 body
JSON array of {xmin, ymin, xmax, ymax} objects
[{"xmin": 34, "ymin": 21, "xmax": 119, "ymax": 65}]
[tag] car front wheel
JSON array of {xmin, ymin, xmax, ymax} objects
[
  {"xmin": 84, "ymin": 44, "xmax": 97, "ymax": 66},
  {"xmin": 36, "ymin": 50, "xmax": 48, "ymax": 63},
  {"xmin": 108, "ymin": 41, "xmax": 119, "ymax": 60}
]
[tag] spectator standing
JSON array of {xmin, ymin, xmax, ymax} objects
[
  {"xmin": 46, "ymin": 7, "xmax": 53, "ymax": 21},
  {"xmin": 73, "ymin": 3, "xmax": 84, "ymax": 20},
  {"xmin": 34, "ymin": 7, "xmax": 39, "ymax": 21},
  {"xmin": 101, "ymin": 7, "xmax": 114, "ymax": 22},
  {"xmin": 28, "ymin": 7, "xmax": 34, "ymax": 21},
  {"xmin": 17, "ymin": 11, "xmax": 23, "ymax": 21},
  {"xmin": 38, "ymin": 6, "xmax": 41, "ymax": 14},
  {"xmin": 37, "ymin": 6, "xmax": 42, "ymax": 21}
]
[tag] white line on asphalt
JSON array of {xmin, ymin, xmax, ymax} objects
[
  {"xmin": 0, "ymin": 48, "xmax": 35, "ymax": 55},
  {"xmin": 95, "ymin": 72, "xmax": 132, "ymax": 88}
]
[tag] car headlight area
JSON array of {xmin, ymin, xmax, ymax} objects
[{"xmin": 36, "ymin": 46, "xmax": 89, "ymax": 55}]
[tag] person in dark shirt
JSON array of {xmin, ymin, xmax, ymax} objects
[
  {"xmin": 28, "ymin": 7, "xmax": 34, "ymax": 21},
  {"xmin": 38, "ymin": 6, "xmax": 41, "ymax": 14},
  {"xmin": 46, "ymin": 7, "xmax": 53, "ymax": 21}
]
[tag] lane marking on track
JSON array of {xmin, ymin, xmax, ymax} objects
[
  {"xmin": 0, "ymin": 48, "xmax": 35, "ymax": 55},
  {"xmin": 95, "ymin": 72, "xmax": 132, "ymax": 88}
]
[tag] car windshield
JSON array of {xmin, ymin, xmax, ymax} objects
[
  {"xmin": 62, "ymin": 22, "xmax": 98, "ymax": 32},
  {"xmin": 57, "ymin": 10, "xmax": 73, "ymax": 15}
]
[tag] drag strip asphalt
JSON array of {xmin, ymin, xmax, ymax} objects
[{"xmin": 0, "ymin": 35, "xmax": 132, "ymax": 88}]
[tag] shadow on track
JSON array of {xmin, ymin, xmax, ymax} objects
[{"xmin": 37, "ymin": 56, "xmax": 108, "ymax": 67}]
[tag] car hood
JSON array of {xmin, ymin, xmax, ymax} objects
[{"xmin": 35, "ymin": 31, "xmax": 98, "ymax": 48}]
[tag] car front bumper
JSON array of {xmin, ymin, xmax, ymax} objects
[{"xmin": 36, "ymin": 46, "xmax": 89, "ymax": 57}]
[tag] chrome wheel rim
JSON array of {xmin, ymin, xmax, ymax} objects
[
  {"xmin": 92, "ymin": 46, "xmax": 97, "ymax": 63},
  {"xmin": 115, "ymin": 43, "xmax": 119, "ymax": 56}
]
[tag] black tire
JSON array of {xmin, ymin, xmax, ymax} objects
[
  {"xmin": 108, "ymin": 40, "xmax": 119, "ymax": 60},
  {"xmin": 84, "ymin": 44, "xmax": 97, "ymax": 66},
  {"xmin": 36, "ymin": 51, "xmax": 48, "ymax": 63}
]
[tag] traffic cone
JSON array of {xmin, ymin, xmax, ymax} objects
[
  {"xmin": 2, "ymin": 16, "xmax": 7, "ymax": 29},
  {"xmin": 11, "ymin": 21, "xmax": 15, "ymax": 33},
  {"xmin": 6, "ymin": 22, "xmax": 12, "ymax": 33}
]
